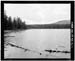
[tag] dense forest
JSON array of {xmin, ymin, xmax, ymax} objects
[
  {"xmin": 4, "ymin": 11, "xmax": 27, "ymax": 30},
  {"xmin": 27, "ymin": 24, "xmax": 70, "ymax": 29}
]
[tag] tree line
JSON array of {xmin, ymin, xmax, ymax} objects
[{"xmin": 4, "ymin": 12, "xmax": 27, "ymax": 30}]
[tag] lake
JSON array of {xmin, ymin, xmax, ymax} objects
[{"xmin": 4, "ymin": 29, "xmax": 70, "ymax": 58}]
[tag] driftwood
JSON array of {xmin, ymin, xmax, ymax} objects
[
  {"xmin": 5, "ymin": 42, "xmax": 42, "ymax": 55},
  {"xmin": 45, "ymin": 49, "xmax": 70, "ymax": 54},
  {"xmin": 4, "ymin": 36, "xmax": 15, "ymax": 38}
]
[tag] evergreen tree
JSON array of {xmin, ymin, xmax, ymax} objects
[
  {"xmin": 13, "ymin": 18, "xmax": 17, "ymax": 29},
  {"xmin": 8, "ymin": 16, "xmax": 12, "ymax": 29},
  {"xmin": 4, "ymin": 11, "xmax": 8, "ymax": 30},
  {"xmin": 4, "ymin": 11, "xmax": 27, "ymax": 30}
]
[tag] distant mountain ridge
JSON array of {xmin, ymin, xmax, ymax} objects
[
  {"xmin": 53, "ymin": 20, "xmax": 70, "ymax": 24},
  {"xmin": 26, "ymin": 20, "xmax": 70, "ymax": 29}
]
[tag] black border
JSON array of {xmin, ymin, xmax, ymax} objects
[
  {"xmin": 1, "ymin": 1, "xmax": 74, "ymax": 60},
  {"xmin": 71, "ymin": 1, "xmax": 74, "ymax": 60}
]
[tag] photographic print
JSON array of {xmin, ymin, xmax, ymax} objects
[{"xmin": 1, "ymin": 1, "xmax": 74, "ymax": 60}]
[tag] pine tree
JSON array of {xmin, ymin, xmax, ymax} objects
[
  {"xmin": 4, "ymin": 11, "xmax": 8, "ymax": 30},
  {"xmin": 8, "ymin": 16, "xmax": 12, "ymax": 29}
]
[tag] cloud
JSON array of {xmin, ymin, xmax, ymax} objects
[{"xmin": 4, "ymin": 4, "xmax": 70, "ymax": 24}]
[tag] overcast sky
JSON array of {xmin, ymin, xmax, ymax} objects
[{"xmin": 4, "ymin": 4, "xmax": 70, "ymax": 24}]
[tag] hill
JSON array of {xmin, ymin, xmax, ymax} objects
[
  {"xmin": 26, "ymin": 20, "xmax": 70, "ymax": 29},
  {"xmin": 53, "ymin": 20, "xmax": 70, "ymax": 24}
]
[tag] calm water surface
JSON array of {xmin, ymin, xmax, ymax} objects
[{"xmin": 5, "ymin": 29, "xmax": 70, "ymax": 52}]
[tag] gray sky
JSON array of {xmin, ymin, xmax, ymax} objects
[{"xmin": 4, "ymin": 4, "xmax": 70, "ymax": 24}]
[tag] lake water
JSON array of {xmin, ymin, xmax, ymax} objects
[{"xmin": 4, "ymin": 29, "xmax": 70, "ymax": 58}]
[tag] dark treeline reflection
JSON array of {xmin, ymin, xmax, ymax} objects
[{"xmin": 4, "ymin": 11, "xmax": 27, "ymax": 30}]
